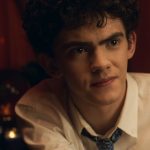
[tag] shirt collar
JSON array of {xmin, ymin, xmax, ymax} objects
[
  {"xmin": 69, "ymin": 98, "xmax": 98, "ymax": 137},
  {"xmin": 69, "ymin": 73, "xmax": 138, "ymax": 138},
  {"xmin": 118, "ymin": 73, "xmax": 138, "ymax": 138}
]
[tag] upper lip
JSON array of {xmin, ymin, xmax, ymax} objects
[{"xmin": 90, "ymin": 76, "xmax": 117, "ymax": 86}]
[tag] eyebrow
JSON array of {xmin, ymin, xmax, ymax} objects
[
  {"xmin": 99, "ymin": 32, "xmax": 124, "ymax": 45},
  {"xmin": 60, "ymin": 41, "xmax": 92, "ymax": 50},
  {"xmin": 59, "ymin": 32, "xmax": 124, "ymax": 50}
]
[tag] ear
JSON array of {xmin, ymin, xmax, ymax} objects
[
  {"xmin": 37, "ymin": 54, "xmax": 63, "ymax": 78},
  {"xmin": 127, "ymin": 31, "xmax": 137, "ymax": 60}
]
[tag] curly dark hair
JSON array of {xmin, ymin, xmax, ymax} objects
[{"xmin": 23, "ymin": 0, "xmax": 139, "ymax": 56}]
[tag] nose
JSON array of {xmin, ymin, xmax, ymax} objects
[{"xmin": 89, "ymin": 48, "xmax": 111, "ymax": 73}]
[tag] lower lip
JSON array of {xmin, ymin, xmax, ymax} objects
[{"xmin": 91, "ymin": 78, "xmax": 116, "ymax": 88}]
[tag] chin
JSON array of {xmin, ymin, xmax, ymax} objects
[
  {"xmin": 88, "ymin": 93, "xmax": 119, "ymax": 105},
  {"xmin": 97, "ymin": 98, "xmax": 117, "ymax": 105}
]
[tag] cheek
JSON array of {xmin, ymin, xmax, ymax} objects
[
  {"xmin": 112, "ymin": 50, "xmax": 129, "ymax": 68},
  {"xmin": 64, "ymin": 67, "xmax": 85, "ymax": 84},
  {"xmin": 62, "ymin": 62, "xmax": 89, "ymax": 88},
  {"xmin": 64, "ymin": 71, "xmax": 84, "ymax": 93},
  {"xmin": 62, "ymin": 59, "xmax": 89, "ymax": 77}
]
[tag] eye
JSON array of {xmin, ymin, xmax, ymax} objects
[
  {"xmin": 107, "ymin": 39, "xmax": 120, "ymax": 48},
  {"xmin": 75, "ymin": 47, "xmax": 89, "ymax": 53},
  {"xmin": 68, "ymin": 46, "xmax": 89, "ymax": 55}
]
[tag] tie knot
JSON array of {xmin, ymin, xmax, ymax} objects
[{"xmin": 81, "ymin": 128, "xmax": 122, "ymax": 150}]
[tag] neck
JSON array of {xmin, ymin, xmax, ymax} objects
[{"xmin": 72, "ymin": 96, "xmax": 125, "ymax": 135}]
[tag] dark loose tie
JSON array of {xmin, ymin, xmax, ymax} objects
[{"xmin": 81, "ymin": 128, "xmax": 122, "ymax": 150}]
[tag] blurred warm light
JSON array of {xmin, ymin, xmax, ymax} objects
[
  {"xmin": 5, "ymin": 128, "xmax": 19, "ymax": 139},
  {"xmin": 0, "ymin": 103, "xmax": 12, "ymax": 116}
]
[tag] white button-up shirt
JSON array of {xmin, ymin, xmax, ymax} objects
[{"xmin": 15, "ymin": 73, "xmax": 150, "ymax": 150}]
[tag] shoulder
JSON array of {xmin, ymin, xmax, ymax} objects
[
  {"xmin": 17, "ymin": 78, "xmax": 64, "ymax": 107},
  {"xmin": 128, "ymin": 72, "xmax": 150, "ymax": 87},
  {"xmin": 15, "ymin": 78, "xmax": 69, "ymax": 127},
  {"xmin": 15, "ymin": 79, "xmax": 81, "ymax": 150},
  {"xmin": 128, "ymin": 72, "xmax": 150, "ymax": 100}
]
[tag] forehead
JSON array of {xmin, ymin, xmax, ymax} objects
[{"xmin": 53, "ymin": 18, "xmax": 126, "ymax": 49}]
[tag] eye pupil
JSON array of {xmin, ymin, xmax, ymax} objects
[
  {"xmin": 78, "ymin": 48, "xmax": 84, "ymax": 52},
  {"xmin": 106, "ymin": 38, "xmax": 120, "ymax": 49},
  {"xmin": 77, "ymin": 48, "xmax": 88, "ymax": 53},
  {"xmin": 111, "ymin": 40, "xmax": 117, "ymax": 45}
]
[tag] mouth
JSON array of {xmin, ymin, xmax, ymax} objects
[{"xmin": 90, "ymin": 76, "xmax": 117, "ymax": 88}]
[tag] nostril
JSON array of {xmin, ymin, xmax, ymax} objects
[
  {"xmin": 106, "ymin": 65, "xmax": 111, "ymax": 69},
  {"xmin": 90, "ymin": 65, "xmax": 111, "ymax": 74},
  {"xmin": 91, "ymin": 66, "xmax": 101, "ymax": 73}
]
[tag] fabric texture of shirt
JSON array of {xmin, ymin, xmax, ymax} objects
[{"xmin": 15, "ymin": 73, "xmax": 150, "ymax": 150}]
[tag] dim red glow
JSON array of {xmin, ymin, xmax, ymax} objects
[{"xmin": 0, "ymin": 36, "xmax": 5, "ymax": 45}]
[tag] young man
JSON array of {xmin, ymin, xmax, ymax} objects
[{"xmin": 15, "ymin": 0, "xmax": 150, "ymax": 149}]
